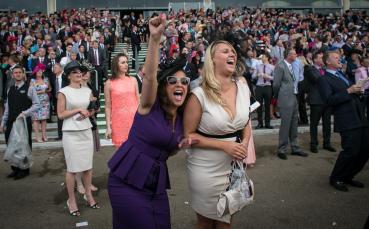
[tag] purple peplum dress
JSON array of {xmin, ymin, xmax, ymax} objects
[{"xmin": 108, "ymin": 99, "xmax": 183, "ymax": 229}]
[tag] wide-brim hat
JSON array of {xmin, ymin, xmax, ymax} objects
[
  {"xmin": 64, "ymin": 60, "xmax": 83, "ymax": 76},
  {"xmin": 157, "ymin": 58, "xmax": 188, "ymax": 83}
]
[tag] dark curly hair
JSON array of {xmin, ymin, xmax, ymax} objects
[{"xmin": 156, "ymin": 58, "xmax": 189, "ymax": 121}]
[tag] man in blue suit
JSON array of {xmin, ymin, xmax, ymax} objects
[{"xmin": 318, "ymin": 50, "xmax": 369, "ymax": 192}]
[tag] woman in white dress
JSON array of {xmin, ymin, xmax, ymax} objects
[
  {"xmin": 184, "ymin": 40, "xmax": 252, "ymax": 228},
  {"xmin": 57, "ymin": 61, "xmax": 99, "ymax": 216}
]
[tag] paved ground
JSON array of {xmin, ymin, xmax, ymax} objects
[{"xmin": 0, "ymin": 132, "xmax": 368, "ymax": 229}]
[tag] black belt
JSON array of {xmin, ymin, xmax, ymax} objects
[{"xmin": 196, "ymin": 129, "xmax": 242, "ymax": 143}]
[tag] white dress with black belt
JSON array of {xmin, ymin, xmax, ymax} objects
[{"xmin": 187, "ymin": 81, "xmax": 250, "ymax": 223}]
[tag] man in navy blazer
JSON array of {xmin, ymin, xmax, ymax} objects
[{"xmin": 318, "ymin": 50, "xmax": 369, "ymax": 192}]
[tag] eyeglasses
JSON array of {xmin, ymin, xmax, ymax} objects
[{"xmin": 166, "ymin": 76, "xmax": 190, "ymax": 86}]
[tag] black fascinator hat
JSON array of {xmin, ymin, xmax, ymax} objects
[
  {"xmin": 157, "ymin": 58, "xmax": 189, "ymax": 83},
  {"xmin": 80, "ymin": 59, "xmax": 95, "ymax": 73}
]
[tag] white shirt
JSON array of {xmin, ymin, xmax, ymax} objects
[
  {"xmin": 94, "ymin": 49, "xmax": 100, "ymax": 66},
  {"xmin": 56, "ymin": 73, "xmax": 63, "ymax": 91},
  {"xmin": 284, "ymin": 60, "xmax": 293, "ymax": 74}
]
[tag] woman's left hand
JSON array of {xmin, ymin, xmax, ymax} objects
[
  {"xmin": 240, "ymin": 140, "xmax": 249, "ymax": 151},
  {"xmin": 76, "ymin": 109, "xmax": 90, "ymax": 120}
]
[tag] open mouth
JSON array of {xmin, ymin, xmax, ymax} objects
[
  {"xmin": 173, "ymin": 90, "xmax": 184, "ymax": 101},
  {"xmin": 226, "ymin": 58, "xmax": 235, "ymax": 65}
]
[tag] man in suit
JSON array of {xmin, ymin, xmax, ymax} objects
[
  {"xmin": 72, "ymin": 35, "xmax": 87, "ymax": 53},
  {"xmin": 342, "ymin": 37, "xmax": 354, "ymax": 57},
  {"xmin": 59, "ymin": 43, "xmax": 73, "ymax": 60},
  {"xmin": 103, "ymin": 28, "xmax": 114, "ymax": 52},
  {"xmin": 305, "ymin": 51, "xmax": 336, "ymax": 153},
  {"xmin": 131, "ymin": 25, "xmax": 141, "ymax": 70},
  {"xmin": 88, "ymin": 40, "xmax": 107, "ymax": 92},
  {"xmin": 58, "ymin": 26, "xmax": 73, "ymax": 42},
  {"xmin": 134, "ymin": 64, "xmax": 144, "ymax": 94},
  {"xmin": 15, "ymin": 27, "xmax": 25, "ymax": 47},
  {"xmin": 77, "ymin": 45, "xmax": 87, "ymax": 61},
  {"xmin": 273, "ymin": 48, "xmax": 307, "ymax": 160},
  {"xmin": 270, "ymin": 39, "xmax": 285, "ymax": 64},
  {"xmin": 50, "ymin": 63, "xmax": 67, "ymax": 139},
  {"xmin": 31, "ymin": 48, "xmax": 50, "ymax": 70},
  {"xmin": 318, "ymin": 50, "xmax": 369, "ymax": 192}
]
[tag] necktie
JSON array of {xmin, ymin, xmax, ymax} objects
[
  {"xmin": 263, "ymin": 64, "xmax": 267, "ymax": 83},
  {"xmin": 40, "ymin": 58, "xmax": 44, "ymax": 63},
  {"xmin": 335, "ymin": 71, "xmax": 350, "ymax": 86},
  {"xmin": 51, "ymin": 60, "xmax": 55, "ymax": 71},
  {"xmin": 279, "ymin": 47, "xmax": 282, "ymax": 59},
  {"xmin": 94, "ymin": 50, "xmax": 99, "ymax": 66},
  {"xmin": 319, "ymin": 68, "xmax": 325, "ymax": 76},
  {"xmin": 55, "ymin": 77, "xmax": 60, "ymax": 92},
  {"xmin": 289, "ymin": 64, "xmax": 295, "ymax": 81}
]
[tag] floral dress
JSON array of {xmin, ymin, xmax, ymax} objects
[{"xmin": 31, "ymin": 78, "xmax": 50, "ymax": 121}]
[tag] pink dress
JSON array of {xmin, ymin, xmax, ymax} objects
[
  {"xmin": 244, "ymin": 128, "xmax": 256, "ymax": 165},
  {"xmin": 110, "ymin": 76, "xmax": 139, "ymax": 148}
]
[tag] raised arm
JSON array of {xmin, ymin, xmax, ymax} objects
[{"xmin": 138, "ymin": 14, "xmax": 166, "ymax": 115}]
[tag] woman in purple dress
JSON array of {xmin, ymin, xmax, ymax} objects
[{"xmin": 108, "ymin": 14, "xmax": 191, "ymax": 229}]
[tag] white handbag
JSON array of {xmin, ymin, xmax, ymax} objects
[{"xmin": 217, "ymin": 160, "xmax": 254, "ymax": 217}]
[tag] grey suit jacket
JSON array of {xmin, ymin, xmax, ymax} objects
[{"xmin": 273, "ymin": 60, "xmax": 297, "ymax": 108}]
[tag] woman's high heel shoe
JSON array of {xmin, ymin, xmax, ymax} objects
[
  {"xmin": 83, "ymin": 195, "xmax": 100, "ymax": 209},
  {"xmin": 66, "ymin": 200, "xmax": 80, "ymax": 216}
]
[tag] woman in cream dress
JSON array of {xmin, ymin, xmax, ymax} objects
[
  {"xmin": 184, "ymin": 41, "xmax": 252, "ymax": 228},
  {"xmin": 57, "ymin": 61, "xmax": 99, "ymax": 216}
]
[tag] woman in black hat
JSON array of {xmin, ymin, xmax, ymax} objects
[
  {"xmin": 57, "ymin": 61, "xmax": 99, "ymax": 216},
  {"xmin": 108, "ymin": 14, "xmax": 192, "ymax": 228}
]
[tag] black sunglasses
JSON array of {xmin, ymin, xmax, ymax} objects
[{"xmin": 166, "ymin": 76, "xmax": 190, "ymax": 86}]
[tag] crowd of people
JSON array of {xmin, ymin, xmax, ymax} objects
[{"xmin": 0, "ymin": 5, "xmax": 369, "ymax": 229}]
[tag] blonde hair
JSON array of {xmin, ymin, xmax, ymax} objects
[{"xmin": 201, "ymin": 40, "xmax": 239, "ymax": 108}]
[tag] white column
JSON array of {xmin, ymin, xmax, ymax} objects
[
  {"xmin": 343, "ymin": 0, "xmax": 350, "ymax": 11},
  {"xmin": 47, "ymin": 0, "xmax": 57, "ymax": 15}
]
